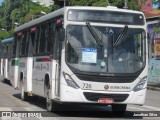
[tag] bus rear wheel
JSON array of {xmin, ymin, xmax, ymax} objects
[
  {"xmin": 46, "ymin": 84, "xmax": 57, "ymax": 112},
  {"xmin": 112, "ymin": 104, "xmax": 127, "ymax": 114}
]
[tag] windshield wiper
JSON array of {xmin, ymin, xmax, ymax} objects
[
  {"xmin": 113, "ymin": 25, "xmax": 128, "ymax": 46},
  {"xmin": 86, "ymin": 22, "xmax": 102, "ymax": 46}
]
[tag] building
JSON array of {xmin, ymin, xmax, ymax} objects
[
  {"xmin": 141, "ymin": 0, "xmax": 160, "ymax": 85},
  {"xmin": 32, "ymin": 0, "xmax": 54, "ymax": 7}
]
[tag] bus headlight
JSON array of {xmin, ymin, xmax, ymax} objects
[
  {"xmin": 133, "ymin": 76, "xmax": 147, "ymax": 92},
  {"xmin": 63, "ymin": 72, "xmax": 79, "ymax": 89}
]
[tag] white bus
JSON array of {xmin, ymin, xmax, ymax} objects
[
  {"xmin": 14, "ymin": 6, "xmax": 148, "ymax": 113},
  {"xmin": 0, "ymin": 37, "xmax": 13, "ymax": 82}
]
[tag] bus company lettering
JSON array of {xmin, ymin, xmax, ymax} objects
[
  {"xmin": 105, "ymin": 85, "xmax": 131, "ymax": 90},
  {"xmin": 19, "ymin": 62, "xmax": 25, "ymax": 68},
  {"xmin": 35, "ymin": 63, "xmax": 49, "ymax": 70}
]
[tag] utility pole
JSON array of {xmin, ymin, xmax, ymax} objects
[
  {"xmin": 124, "ymin": 0, "xmax": 128, "ymax": 9},
  {"xmin": 64, "ymin": 0, "xmax": 66, "ymax": 7}
]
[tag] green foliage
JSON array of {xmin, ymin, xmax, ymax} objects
[
  {"xmin": 51, "ymin": 4, "xmax": 60, "ymax": 11},
  {"xmin": 0, "ymin": 0, "xmax": 52, "ymax": 39},
  {"xmin": 110, "ymin": 0, "xmax": 124, "ymax": 7},
  {"xmin": 0, "ymin": 29, "xmax": 10, "ymax": 40},
  {"xmin": 154, "ymin": 26, "xmax": 160, "ymax": 33},
  {"xmin": 69, "ymin": 0, "xmax": 109, "ymax": 6},
  {"xmin": 128, "ymin": 0, "xmax": 146, "ymax": 11}
]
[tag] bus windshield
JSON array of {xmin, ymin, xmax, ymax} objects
[{"xmin": 66, "ymin": 25, "xmax": 146, "ymax": 74}]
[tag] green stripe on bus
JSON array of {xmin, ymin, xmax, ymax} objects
[{"xmin": 11, "ymin": 60, "xmax": 19, "ymax": 66}]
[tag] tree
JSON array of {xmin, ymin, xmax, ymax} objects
[
  {"xmin": 69, "ymin": 0, "xmax": 109, "ymax": 6},
  {"xmin": 69, "ymin": 0, "xmax": 146, "ymax": 10},
  {"xmin": 128, "ymin": 0, "xmax": 146, "ymax": 11},
  {"xmin": 0, "ymin": 0, "xmax": 52, "ymax": 39}
]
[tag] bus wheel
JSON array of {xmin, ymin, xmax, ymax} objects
[
  {"xmin": 20, "ymin": 80, "xmax": 27, "ymax": 101},
  {"xmin": 112, "ymin": 104, "xmax": 127, "ymax": 114},
  {"xmin": 46, "ymin": 84, "xmax": 56, "ymax": 112}
]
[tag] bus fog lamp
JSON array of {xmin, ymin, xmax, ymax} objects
[
  {"xmin": 133, "ymin": 76, "xmax": 147, "ymax": 92},
  {"xmin": 63, "ymin": 72, "xmax": 79, "ymax": 89}
]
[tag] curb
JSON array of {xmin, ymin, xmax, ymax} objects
[{"xmin": 147, "ymin": 86, "xmax": 160, "ymax": 91}]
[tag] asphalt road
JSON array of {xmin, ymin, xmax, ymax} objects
[{"xmin": 0, "ymin": 77, "xmax": 159, "ymax": 120}]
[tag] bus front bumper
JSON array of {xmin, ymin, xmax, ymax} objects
[{"xmin": 58, "ymin": 84, "xmax": 146, "ymax": 105}]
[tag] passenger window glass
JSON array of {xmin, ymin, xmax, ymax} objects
[
  {"xmin": 39, "ymin": 24, "xmax": 47, "ymax": 54},
  {"xmin": 20, "ymin": 31, "xmax": 28, "ymax": 56},
  {"xmin": 46, "ymin": 21, "xmax": 55, "ymax": 53}
]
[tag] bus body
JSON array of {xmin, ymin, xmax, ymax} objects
[
  {"xmin": 0, "ymin": 38, "xmax": 13, "ymax": 81},
  {"xmin": 0, "ymin": 43, "xmax": 2, "ymax": 76},
  {"xmin": 8, "ymin": 41, "xmax": 19, "ymax": 89},
  {"xmin": 14, "ymin": 6, "xmax": 148, "ymax": 113}
]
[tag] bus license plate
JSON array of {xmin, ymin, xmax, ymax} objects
[{"xmin": 98, "ymin": 98, "xmax": 114, "ymax": 104}]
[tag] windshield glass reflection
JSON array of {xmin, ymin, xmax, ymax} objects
[{"xmin": 66, "ymin": 25, "xmax": 146, "ymax": 74}]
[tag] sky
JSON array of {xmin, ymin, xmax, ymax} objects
[
  {"xmin": 0, "ymin": 0, "xmax": 3, "ymax": 5},
  {"xmin": 153, "ymin": 4, "xmax": 159, "ymax": 9}
]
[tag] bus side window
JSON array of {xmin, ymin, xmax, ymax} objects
[
  {"xmin": 20, "ymin": 31, "xmax": 28, "ymax": 57},
  {"xmin": 13, "ymin": 35, "xmax": 18, "ymax": 57},
  {"xmin": 39, "ymin": 24, "xmax": 47, "ymax": 54},
  {"xmin": 17, "ymin": 35, "xmax": 23, "ymax": 57},
  {"xmin": 30, "ymin": 27, "xmax": 36, "ymax": 55},
  {"xmin": 46, "ymin": 21, "xmax": 55, "ymax": 54},
  {"xmin": 8, "ymin": 43, "xmax": 12, "ymax": 59},
  {"xmin": 35, "ymin": 27, "xmax": 40, "ymax": 55}
]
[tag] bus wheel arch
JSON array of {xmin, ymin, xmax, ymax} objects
[
  {"xmin": 44, "ymin": 74, "xmax": 50, "ymax": 97},
  {"xmin": 20, "ymin": 72, "xmax": 23, "ymax": 81},
  {"xmin": 44, "ymin": 74, "xmax": 57, "ymax": 112}
]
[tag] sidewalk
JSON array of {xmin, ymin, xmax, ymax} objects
[{"xmin": 147, "ymin": 84, "xmax": 160, "ymax": 91}]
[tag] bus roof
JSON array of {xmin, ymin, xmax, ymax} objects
[
  {"xmin": 14, "ymin": 6, "xmax": 144, "ymax": 33},
  {"xmin": 1, "ymin": 37, "xmax": 13, "ymax": 44}
]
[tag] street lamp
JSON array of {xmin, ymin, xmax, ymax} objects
[
  {"xmin": 41, "ymin": 11, "xmax": 46, "ymax": 15},
  {"xmin": 1, "ymin": 28, "xmax": 9, "ymax": 36},
  {"xmin": 14, "ymin": 22, "xmax": 19, "ymax": 28}
]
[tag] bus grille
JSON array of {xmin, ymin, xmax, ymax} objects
[
  {"xmin": 76, "ymin": 74, "xmax": 137, "ymax": 83},
  {"xmin": 83, "ymin": 92, "xmax": 129, "ymax": 102}
]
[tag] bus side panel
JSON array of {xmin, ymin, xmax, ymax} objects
[
  {"xmin": 0, "ymin": 59, "xmax": 3, "ymax": 76},
  {"xmin": 8, "ymin": 58, "xmax": 14, "ymax": 86},
  {"xmin": 19, "ymin": 57, "xmax": 32, "ymax": 92},
  {"xmin": 4, "ymin": 59, "xmax": 8, "ymax": 79},
  {"xmin": 27, "ymin": 57, "xmax": 33, "ymax": 92},
  {"xmin": 51, "ymin": 60, "xmax": 59, "ymax": 99},
  {"xmin": 32, "ymin": 56, "xmax": 52, "ymax": 97},
  {"xmin": 8, "ymin": 58, "xmax": 19, "ymax": 89}
]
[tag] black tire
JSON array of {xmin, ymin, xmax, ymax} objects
[
  {"xmin": 20, "ymin": 80, "xmax": 28, "ymax": 101},
  {"xmin": 46, "ymin": 84, "xmax": 57, "ymax": 112},
  {"xmin": 112, "ymin": 104, "xmax": 127, "ymax": 114}
]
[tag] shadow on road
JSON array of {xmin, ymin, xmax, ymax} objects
[
  {"xmin": 1, "ymin": 79, "xmax": 12, "ymax": 86},
  {"xmin": 11, "ymin": 93, "xmax": 143, "ymax": 119},
  {"xmin": 13, "ymin": 93, "xmax": 47, "ymax": 109}
]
